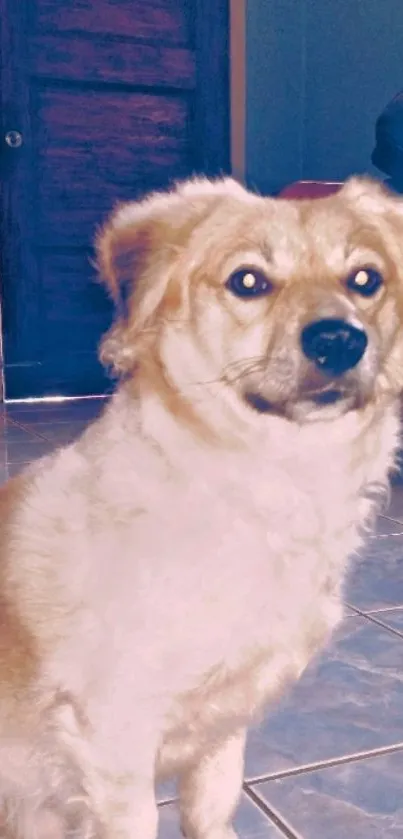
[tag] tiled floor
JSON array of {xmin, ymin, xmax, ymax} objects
[{"xmin": 1, "ymin": 398, "xmax": 403, "ymax": 838}]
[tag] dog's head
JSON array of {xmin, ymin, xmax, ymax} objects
[{"xmin": 96, "ymin": 177, "xmax": 403, "ymax": 428}]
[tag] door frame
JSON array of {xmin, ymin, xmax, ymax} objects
[
  {"xmin": 230, "ymin": 0, "xmax": 246, "ymax": 183},
  {"xmin": 193, "ymin": 0, "xmax": 231, "ymax": 176},
  {"xmin": 0, "ymin": 0, "xmax": 39, "ymax": 402}
]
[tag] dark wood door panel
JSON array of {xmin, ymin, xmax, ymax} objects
[
  {"xmin": 33, "ymin": 35, "xmax": 196, "ymax": 89},
  {"xmin": 34, "ymin": 0, "xmax": 193, "ymax": 45},
  {"xmin": 35, "ymin": 88, "xmax": 192, "ymax": 244},
  {"xmin": 5, "ymin": 251, "xmax": 113, "ymax": 400},
  {"xmin": 41, "ymin": 252, "xmax": 113, "ymax": 355},
  {"xmin": 5, "ymin": 350, "xmax": 112, "ymax": 400},
  {"xmin": 1, "ymin": 0, "xmax": 229, "ymax": 399},
  {"xmin": 35, "ymin": 88, "xmax": 192, "ymax": 149}
]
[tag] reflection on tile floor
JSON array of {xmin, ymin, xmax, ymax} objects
[
  {"xmin": 158, "ymin": 793, "xmax": 285, "ymax": 839},
  {"xmin": 245, "ymin": 617, "xmax": 403, "ymax": 779},
  {"xmin": 1, "ymin": 398, "xmax": 403, "ymax": 839},
  {"xmin": 248, "ymin": 750, "xmax": 403, "ymax": 839}
]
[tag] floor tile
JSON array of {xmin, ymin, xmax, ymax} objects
[
  {"xmin": 0, "ymin": 419, "xmax": 42, "ymax": 444},
  {"xmin": 382, "ymin": 485, "xmax": 403, "ymax": 523},
  {"xmin": 5, "ymin": 398, "xmax": 107, "ymax": 425},
  {"xmin": 366, "ymin": 609, "xmax": 403, "ymax": 636},
  {"xmin": 156, "ymin": 780, "xmax": 177, "ymax": 805},
  {"xmin": 157, "ymin": 792, "xmax": 286, "ymax": 839},
  {"xmin": 372, "ymin": 516, "xmax": 403, "ymax": 537},
  {"xmin": 344, "ymin": 534, "xmax": 403, "ymax": 610},
  {"xmin": 244, "ymin": 617, "xmax": 403, "ymax": 780},
  {"xmin": 5, "ymin": 401, "xmax": 103, "ymax": 446},
  {"xmin": 5, "ymin": 439, "xmax": 55, "ymax": 464},
  {"xmin": 248, "ymin": 749, "xmax": 403, "ymax": 838},
  {"xmin": 6, "ymin": 462, "xmax": 30, "ymax": 479},
  {"xmin": 23, "ymin": 421, "xmax": 88, "ymax": 445},
  {"xmin": 0, "ymin": 426, "xmax": 55, "ymax": 470}
]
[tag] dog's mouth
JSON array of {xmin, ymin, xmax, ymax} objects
[
  {"xmin": 244, "ymin": 385, "xmax": 359, "ymax": 420},
  {"xmin": 244, "ymin": 392, "xmax": 277, "ymax": 414},
  {"xmin": 300, "ymin": 384, "xmax": 349, "ymax": 407},
  {"xmin": 310, "ymin": 388, "xmax": 344, "ymax": 406}
]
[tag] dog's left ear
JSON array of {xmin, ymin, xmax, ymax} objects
[
  {"xmin": 342, "ymin": 176, "xmax": 403, "ymax": 265},
  {"xmin": 342, "ymin": 176, "xmax": 403, "ymax": 225},
  {"xmin": 341, "ymin": 176, "xmax": 396, "ymax": 212}
]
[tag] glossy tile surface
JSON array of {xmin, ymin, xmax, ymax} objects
[
  {"xmin": 382, "ymin": 484, "xmax": 403, "ymax": 524},
  {"xmin": 1, "ymin": 398, "xmax": 403, "ymax": 838},
  {"xmin": 158, "ymin": 794, "xmax": 285, "ymax": 839},
  {"xmin": 248, "ymin": 750, "xmax": 403, "ymax": 838},
  {"xmin": 345, "ymin": 535, "xmax": 403, "ymax": 611},
  {"xmin": 245, "ymin": 617, "xmax": 403, "ymax": 779},
  {"xmin": 365, "ymin": 609, "xmax": 403, "ymax": 637}
]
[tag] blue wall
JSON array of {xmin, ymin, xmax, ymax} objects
[{"xmin": 245, "ymin": 0, "xmax": 403, "ymax": 195}]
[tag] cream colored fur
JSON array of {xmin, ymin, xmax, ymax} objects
[{"xmin": 1, "ymin": 176, "xmax": 403, "ymax": 839}]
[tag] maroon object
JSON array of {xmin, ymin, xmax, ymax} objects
[{"xmin": 279, "ymin": 181, "xmax": 343, "ymax": 199}]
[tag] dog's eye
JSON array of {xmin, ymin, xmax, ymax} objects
[
  {"xmin": 226, "ymin": 268, "xmax": 273, "ymax": 298},
  {"xmin": 346, "ymin": 268, "xmax": 383, "ymax": 297}
]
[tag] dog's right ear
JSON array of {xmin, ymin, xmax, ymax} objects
[
  {"xmin": 96, "ymin": 177, "xmax": 251, "ymax": 375},
  {"xmin": 96, "ymin": 197, "xmax": 166, "ymax": 313},
  {"xmin": 96, "ymin": 177, "xmax": 250, "ymax": 311},
  {"xmin": 95, "ymin": 194, "xmax": 181, "ymax": 374}
]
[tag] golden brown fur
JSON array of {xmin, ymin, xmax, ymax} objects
[
  {"xmin": 1, "ymin": 176, "xmax": 403, "ymax": 839},
  {"xmin": 0, "ymin": 476, "xmax": 38, "ymax": 711}
]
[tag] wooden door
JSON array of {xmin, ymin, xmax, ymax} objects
[{"xmin": 0, "ymin": 0, "xmax": 229, "ymax": 399}]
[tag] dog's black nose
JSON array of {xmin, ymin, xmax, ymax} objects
[{"xmin": 301, "ymin": 318, "xmax": 368, "ymax": 376}]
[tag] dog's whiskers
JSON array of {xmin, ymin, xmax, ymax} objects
[
  {"xmin": 221, "ymin": 358, "xmax": 267, "ymax": 385},
  {"xmin": 182, "ymin": 358, "xmax": 267, "ymax": 391}
]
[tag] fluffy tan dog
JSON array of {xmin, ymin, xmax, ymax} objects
[{"xmin": 1, "ymin": 176, "xmax": 403, "ymax": 839}]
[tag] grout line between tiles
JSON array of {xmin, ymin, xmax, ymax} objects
[
  {"xmin": 157, "ymin": 797, "xmax": 177, "ymax": 808},
  {"xmin": 155, "ymin": 792, "xmax": 301, "ymax": 838},
  {"xmin": 357, "ymin": 606, "xmax": 403, "ymax": 614},
  {"xmin": 95, "ymin": 740, "xmax": 403, "ymax": 811},
  {"xmin": 244, "ymin": 740, "xmax": 403, "ymax": 785},
  {"xmin": 371, "ymin": 514, "xmax": 403, "ymax": 536},
  {"xmin": 4, "ymin": 395, "xmax": 109, "ymax": 406},
  {"xmin": 243, "ymin": 784, "xmax": 302, "ymax": 839},
  {"xmin": 5, "ymin": 417, "xmax": 53, "ymax": 443},
  {"xmin": 345, "ymin": 603, "xmax": 403, "ymax": 640},
  {"xmin": 378, "ymin": 513, "xmax": 403, "ymax": 526},
  {"xmin": 371, "ymin": 530, "xmax": 403, "ymax": 538}
]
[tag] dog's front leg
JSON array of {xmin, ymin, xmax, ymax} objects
[
  {"xmin": 75, "ymin": 763, "xmax": 159, "ymax": 839},
  {"xmin": 178, "ymin": 729, "xmax": 246, "ymax": 839},
  {"xmin": 83, "ymin": 749, "xmax": 162, "ymax": 839},
  {"xmin": 101, "ymin": 778, "xmax": 158, "ymax": 839},
  {"xmin": 55, "ymin": 701, "xmax": 159, "ymax": 839}
]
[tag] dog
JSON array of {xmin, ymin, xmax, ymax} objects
[{"xmin": 1, "ymin": 175, "xmax": 403, "ymax": 839}]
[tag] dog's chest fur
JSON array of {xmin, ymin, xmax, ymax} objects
[
  {"xmin": 144, "ymin": 406, "xmax": 397, "ymax": 772},
  {"xmin": 14, "ymin": 393, "xmax": 399, "ymax": 777}
]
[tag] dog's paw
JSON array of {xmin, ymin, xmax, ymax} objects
[{"xmin": 182, "ymin": 827, "xmax": 238, "ymax": 839}]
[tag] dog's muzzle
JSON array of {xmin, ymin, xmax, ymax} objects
[{"xmin": 301, "ymin": 318, "xmax": 368, "ymax": 376}]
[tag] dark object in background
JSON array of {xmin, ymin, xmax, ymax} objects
[{"xmin": 372, "ymin": 91, "xmax": 403, "ymax": 193}]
